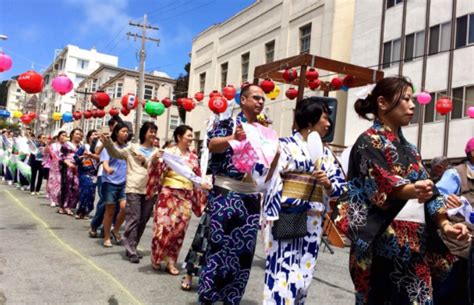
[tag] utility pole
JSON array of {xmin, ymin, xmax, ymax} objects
[
  {"xmin": 75, "ymin": 88, "xmax": 92, "ymax": 131},
  {"xmin": 127, "ymin": 15, "xmax": 160, "ymax": 143}
]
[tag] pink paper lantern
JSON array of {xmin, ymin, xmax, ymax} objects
[
  {"xmin": 52, "ymin": 74, "xmax": 73, "ymax": 96},
  {"xmin": 0, "ymin": 52, "xmax": 12, "ymax": 72},
  {"xmin": 467, "ymin": 106, "xmax": 474, "ymax": 118},
  {"xmin": 416, "ymin": 91, "xmax": 432, "ymax": 105}
]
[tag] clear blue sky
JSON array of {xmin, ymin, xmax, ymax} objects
[{"xmin": 0, "ymin": 0, "xmax": 255, "ymax": 81}]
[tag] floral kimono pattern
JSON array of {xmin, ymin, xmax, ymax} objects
[
  {"xmin": 46, "ymin": 143, "xmax": 62, "ymax": 205},
  {"xmin": 74, "ymin": 144, "xmax": 97, "ymax": 216},
  {"xmin": 253, "ymin": 133, "xmax": 345, "ymax": 305},
  {"xmin": 146, "ymin": 147, "xmax": 206, "ymax": 267},
  {"xmin": 198, "ymin": 113, "xmax": 261, "ymax": 305},
  {"xmin": 60, "ymin": 142, "xmax": 80, "ymax": 210},
  {"xmin": 341, "ymin": 120, "xmax": 452, "ymax": 305}
]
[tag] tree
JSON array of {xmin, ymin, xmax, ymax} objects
[{"xmin": 174, "ymin": 62, "xmax": 190, "ymax": 123}]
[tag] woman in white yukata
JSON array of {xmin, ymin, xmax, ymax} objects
[{"xmin": 253, "ymin": 97, "xmax": 346, "ymax": 305}]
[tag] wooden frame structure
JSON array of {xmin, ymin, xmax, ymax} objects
[{"xmin": 253, "ymin": 53, "xmax": 384, "ymax": 101}]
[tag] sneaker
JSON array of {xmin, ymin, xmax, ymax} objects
[
  {"xmin": 31, "ymin": 192, "xmax": 36, "ymax": 196},
  {"xmin": 7, "ymin": 181, "xmax": 12, "ymax": 186},
  {"xmin": 50, "ymin": 202, "xmax": 57, "ymax": 207},
  {"xmin": 129, "ymin": 255, "xmax": 140, "ymax": 264}
]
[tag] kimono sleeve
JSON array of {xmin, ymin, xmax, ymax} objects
[
  {"xmin": 321, "ymin": 147, "xmax": 346, "ymax": 201},
  {"xmin": 207, "ymin": 119, "xmax": 233, "ymax": 143},
  {"xmin": 352, "ymin": 135, "xmax": 410, "ymax": 210},
  {"xmin": 146, "ymin": 158, "xmax": 166, "ymax": 199}
]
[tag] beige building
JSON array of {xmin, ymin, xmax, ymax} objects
[
  {"xmin": 76, "ymin": 66, "xmax": 177, "ymax": 142},
  {"xmin": 4, "ymin": 80, "xmax": 23, "ymax": 113},
  {"xmin": 187, "ymin": 0, "xmax": 356, "ymax": 145}
]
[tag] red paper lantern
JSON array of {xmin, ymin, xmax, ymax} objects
[
  {"xmin": 182, "ymin": 99, "xmax": 195, "ymax": 112},
  {"xmin": 97, "ymin": 109, "xmax": 106, "ymax": 118},
  {"xmin": 285, "ymin": 87, "xmax": 298, "ymax": 100},
  {"xmin": 342, "ymin": 75, "xmax": 355, "ymax": 88},
  {"xmin": 109, "ymin": 108, "xmax": 119, "ymax": 117},
  {"xmin": 20, "ymin": 114, "xmax": 33, "ymax": 125},
  {"xmin": 91, "ymin": 91, "xmax": 110, "ymax": 109},
  {"xmin": 308, "ymin": 79, "xmax": 321, "ymax": 90},
  {"xmin": 52, "ymin": 74, "xmax": 73, "ymax": 96},
  {"xmin": 18, "ymin": 70, "xmax": 44, "ymax": 94},
  {"xmin": 282, "ymin": 68, "xmax": 298, "ymax": 83},
  {"xmin": 176, "ymin": 98, "xmax": 185, "ymax": 107},
  {"xmin": 306, "ymin": 68, "xmax": 319, "ymax": 82},
  {"xmin": 208, "ymin": 96, "xmax": 228, "ymax": 114},
  {"xmin": 260, "ymin": 79, "xmax": 275, "ymax": 94},
  {"xmin": 121, "ymin": 93, "xmax": 138, "ymax": 110},
  {"xmin": 0, "ymin": 52, "xmax": 13, "ymax": 72},
  {"xmin": 28, "ymin": 112, "xmax": 36, "ymax": 119},
  {"xmin": 83, "ymin": 110, "xmax": 92, "ymax": 119},
  {"xmin": 435, "ymin": 97, "xmax": 453, "ymax": 115},
  {"xmin": 194, "ymin": 92, "xmax": 204, "ymax": 102},
  {"xmin": 209, "ymin": 90, "xmax": 221, "ymax": 99},
  {"xmin": 222, "ymin": 85, "xmax": 236, "ymax": 100},
  {"xmin": 73, "ymin": 111, "xmax": 82, "ymax": 120},
  {"xmin": 91, "ymin": 109, "xmax": 98, "ymax": 118},
  {"xmin": 161, "ymin": 97, "xmax": 172, "ymax": 108},
  {"xmin": 121, "ymin": 107, "xmax": 130, "ymax": 116},
  {"xmin": 331, "ymin": 77, "xmax": 343, "ymax": 90}
]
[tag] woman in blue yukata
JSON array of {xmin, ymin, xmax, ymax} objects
[{"xmin": 253, "ymin": 97, "xmax": 345, "ymax": 305}]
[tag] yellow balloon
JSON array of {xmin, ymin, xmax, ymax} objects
[
  {"xmin": 13, "ymin": 110, "xmax": 23, "ymax": 118},
  {"xmin": 266, "ymin": 85, "xmax": 281, "ymax": 100},
  {"xmin": 52, "ymin": 112, "xmax": 62, "ymax": 121}
]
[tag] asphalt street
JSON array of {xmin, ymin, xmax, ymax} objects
[{"xmin": 0, "ymin": 185, "xmax": 355, "ymax": 305}]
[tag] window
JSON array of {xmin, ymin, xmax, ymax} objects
[
  {"xmin": 383, "ymin": 41, "xmax": 391, "ymax": 68},
  {"xmin": 429, "ymin": 25, "xmax": 440, "ymax": 55},
  {"xmin": 456, "ymin": 15, "xmax": 468, "ymax": 48},
  {"xmin": 241, "ymin": 53, "xmax": 250, "ymax": 83},
  {"xmin": 144, "ymin": 85, "xmax": 153, "ymax": 100},
  {"xmin": 220, "ymin": 63, "xmax": 228, "ymax": 90},
  {"xmin": 465, "ymin": 86, "xmax": 474, "ymax": 118},
  {"xmin": 392, "ymin": 39, "xmax": 401, "ymax": 64},
  {"xmin": 107, "ymin": 87, "xmax": 114, "ymax": 98},
  {"xmin": 299, "ymin": 24, "xmax": 312, "ymax": 54},
  {"xmin": 265, "ymin": 40, "xmax": 275, "ymax": 63},
  {"xmin": 169, "ymin": 114, "xmax": 181, "ymax": 130},
  {"xmin": 404, "ymin": 34, "xmax": 414, "ymax": 62},
  {"xmin": 115, "ymin": 83, "xmax": 123, "ymax": 98},
  {"xmin": 440, "ymin": 22, "xmax": 451, "ymax": 52},
  {"xmin": 75, "ymin": 75, "xmax": 85, "ymax": 86},
  {"xmin": 415, "ymin": 31, "xmax": 425, "ymax": 58},
  {"xmin": 386, "ymin": 0, "xmax": 403, "ymax": 9},
  {"xmin": 77, "ymin": 59, "xmax": 89, "ymax": 70},
  {"xmin": 16, "ymin": 88, "xmax": 21, "ymax": 93},
  {"xmin": 91, "ymin": 79, "xmax": 97, "ymax": 92},
  {"xmin": 410, "ymin": 101, "xmax": 419, "ymax": 124},
  {"xmin": 451, "ymin": 87, "xmax": 464, "ymax": 119},
  {"xmin": 469, "ymin": 14, "xmax": 474, "ymax": 44},
  {"xmin": 141, "ymin": 112, "xmax": 152, "ymax": 123},
  {"xmin": 199, "ymin": 73, "xmax": 206, "ymax": 93}
]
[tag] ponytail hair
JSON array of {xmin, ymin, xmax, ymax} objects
[{"xmin": 354, "ymin": 76, "xmax": 414, "ymax": 121}]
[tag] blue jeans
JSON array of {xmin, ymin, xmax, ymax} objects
[{"xmin": 90, "ymin": 176, "xmax": 105, "ymax": 230}]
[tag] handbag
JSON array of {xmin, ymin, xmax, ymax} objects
[{"xmin": 272, "ymin": 181, "xmax": 317, "ymax": 240}]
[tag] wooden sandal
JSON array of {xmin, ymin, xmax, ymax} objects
[{"xmin": 180, "ymin": 276, "xmax": 192, "ymax": 291}]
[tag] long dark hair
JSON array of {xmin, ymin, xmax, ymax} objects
[
  {"xmin": 294, "ymin": 97, "xmax": 331, "ymax": 131},
  {"xmin": 173, "ymin": 125, "xmax": 193, "ymax": 143},
  {"xmin": 111, "ymin": 123, "xmax": 129, "ymax": 144},
  {"xmin": 86, "ymin": 130, "xmax": 96, "ymax": 144},
  {"xmin": 354, "ymin": 76, "xmax": 414, "ymax": 121}
]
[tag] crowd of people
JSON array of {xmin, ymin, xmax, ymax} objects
[{"xmin": 0, "ymin": 78, "xmax": 473, "ymax": 305}]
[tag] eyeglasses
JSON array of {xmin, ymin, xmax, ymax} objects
[{"xmin": 251, "ymin": 95, "xmax": 266, "ymax": 102}]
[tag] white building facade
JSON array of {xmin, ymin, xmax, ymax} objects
[
  {"xmin": 187, "ymin": 0, "xmax": 356, "ymax": 145},
  {"xmin": 346, "ymin": 0, "xmax": 474, "ymax": 159},
  {"xmin": 5, "ymin": 80, "xmax": 23, "ymax": 112}
]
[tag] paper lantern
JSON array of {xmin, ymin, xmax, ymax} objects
[
  {"xmin": 27, "ymin": 112, "xmax": 36, "ymax": 119},
  {"xmin": 467, "ymin": 106, "xmax": 474, "ymax": 118},
  {"xmin": 0, "ymin": 109, "xmax": 10, "ymax": 119},
  {"xmin": 182, "ymin": 99, "xmax": 195, "ymax": 112},
  {"xmin": 73, "ymin": 111, "xmax": 82, "ymax": 120},
  {"xmin": 91, "ymin": 91, "xmax": 110, "ymax": 109},
  {"xmin": 260, "ymin": 79, "xmax": 275, "ymax": 94},
  {"xmin": 416, "ymin": 92, "xmax": 432, "ymax": 105},
  {"xmin": 83, "ymin": 110, "xmax": 91, "ymax": 119},
  {"xmin": 0, "ymin": 52, "xmax": 13, "ymax": 72},
  {"xmin": 209, "ymin": 90, "xmax": 221, "ymax": 99},
  {"xmin": 62, "ymin": 112, "xmax": 73, "ymax": 123},
  {"xmin": 51, "ymin": 74, "xmax": 73, "ymax": 96},
  {"xmin": 265, "ymin": 85, "xmax": 281, "ymax": 100},
  {"xmin": 144, "ymin": 101, "xmax": 165, "ymax": 117},
  {"xmin": 306, "ymin": 68, "xmax": 319, "ymax": 82},
  {"xmin": 342, "ymin": 75, "xmax": 355, "ymax": 88},
  {"xmin": 308, "ymin": 79, "xmax": 321, "ymax": 90},
  {"xmin": 285, "ymin": 87, "xmax": 298, "ymax": 100},
  {"xmin": 282, "ymin": 68, "xmax": 298, "ymax": 83},
  {"xmin": 13, "ymin": 110, "xmax": 23, "ymax": 118},
  {"xmin": 234, "ymin": 90, "xmax": 241, "ymax": 105},
  {"xmin": 194, "ymin": 92, "xmax": 204, "ymax": 102},
  {"xmin": 161, "ymin": 97, "xmax": 172, "ymax": 108},
  {"xmin": 20, "ymin": 114, "xmax": 33, "ymax": 125},
  {"xmin": 222, "ymin": 85, "xmax": 236, "ymax": 100},
  {"xmin": 109, "ymin": 108, "xmax": 119, "ymax": 117},
  {"xmin": 39, "ymin": 113, "xmax": 48, "ymax": 122},
  {"xmin": 331, "ymin": 77, "xmax": 343, "ymax": 90},
  {"xmin": 96, "ymin": 109, "xmax": 106, "ymax": 118},
  {"xmin": 208, "ymin": 96, "xmax": 228, "ymax": 114},
  {"xmin": 91, "ymin": 109, "xmax": 98, "ymax": 118},
  {"xmin": 121, "ymin": 93, "xmax": 138, "ymax": 110},
  {"xmin": 121, "ymin": 107, "xmax": 130, "ymax": 116},
  {"xmin": 176, "ymin": 98, "xmax": 185, "ymax": 107},
  {"xmin": 435, "ymin": 97, "xmax": 453, "ymax": 115},
  {"xmin": 18, "ymin": 70, "xmax": 44, "ymax": 94},
  {"xmin": 52, "ymin": 112, "xmax": 62, "ymax": 121}
]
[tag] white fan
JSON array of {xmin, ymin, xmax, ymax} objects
[{"xmin": 307, "ymin": 131, "xmax": 324, "ymax": 163}]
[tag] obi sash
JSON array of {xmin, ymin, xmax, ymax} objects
[
  {"xmin": 281, "ymin": 172, "xmax": 323, "ymax": 202},
  {"xmin": 162, "ymin": 170, "xmax": 193, "ymax": 191}
]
